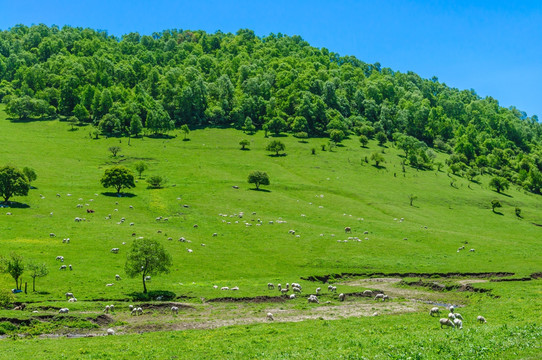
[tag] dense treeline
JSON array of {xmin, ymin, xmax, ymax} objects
[{"xmin": 0, "ymin": 24, "xmax": 541, "ymax": 194}]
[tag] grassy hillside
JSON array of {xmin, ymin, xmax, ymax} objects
[{"xmin": 0, "ymin": 107, "xmax": 541, "ymax": 301}]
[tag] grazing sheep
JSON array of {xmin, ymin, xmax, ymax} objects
[
  {"xmin": 106, "ymin": 283, "xmax": 114, "ymax": 287},
  {"xmin": 193, "ymin": 224, "xmax": 198, "ymax": 228},
  {"xmin": 448, "ymin": 312, "xmax": 456, "ymax": 320},
  {"xmin": 221, "ymin": 287, "xmax": 229, "ymax": 290},
  {"xmin": 344, "ymin": 227, "xmax": 352, "ymax": 233},
  {"xmin": 374, "ymin": 294, "xmax": 385, "ymax": 301},
  {"xmin": 339, "ymin": 293, "xmax": 345, "ymax": 301},
  {"xmin": 267, "ymin": 312, "xmax": 274, "ymax": 321},
  {"xmin": 470, "ymin": 248, "xmax": 475, "ymax": 252},
  {"xmin": 477, "ymin": 316, "xmax": 487, "ymax": 323},
  {"xmin": 74, "ymin": 217, "xmax": 82, "ymax": 222},
  {"xmin": 212, "ymin": 233, "xmax": 217, "ymax": 237},
  {"xmin": 68, "ymin": 264, "xmax": 72, "ymax": 271},
  {"xmin": 454, "ymin": 313, "xmax": 463, "ymax": 320},
  {"xmin": 231, "ymin": 286, "xmax": 239, "ymax": 291},
  {"xmin": 129, "ymin": 305, "xmax": 134, "ymax": 311},
  {"xmin": 59, "ymin": 308, "xmax": 69, "ymax": 314},
  {"xmin": 115, "ymin": 274, "xmax": 121, "ymax": 281},
  {"xmin": 111, "ymin": 248, "xmax": 119, "ymax": 254},
  {"xmin": 315, "ymin": 287, "xmax": 321, "ymax": 294},
  {"xmin": 267, "ymin": 283, "xmax": 275, "ymax": 290},
  {"xmin": 439, "ymin": 318, "xmax": 455, "ymax": 329},
  {"xmin": 107, "ymin": 328, "xmax": 115, "ymax": 335},
  {"xmin": 382, "ymin": 295, "xmax": 389, "ymax": 301},
  {"xmin": 65, "ymin": 292, "xmax": 74, "ymax": 300},
  {"xmin": 363, "ymin": 290, "xmax": 373, "ymax": 296},
  {"xmin": 331, "ymin": 286, "xmax": 337, "ymax": 293},
  {"xmin": 430, "ymin": 307, "xmax": 440, "ymax": 316},
  {"xmin": 59, "ymin": 265, "xmax": 67, "ymax": 270},
  {"xmin": 449, "ymin": 305, "xmax": 455, "ymax": 313},
  {"xmin": 288, "ymin": 230, "xmax": 295, "ymax": 235},
  {"xmin": 137, "ymin": 307, "xmax": 143, "ymax": 315},
  {"xmin": 187, "ymin": 249, "xmax": 193, "ymax": 253},
  {"xmin": 308, "ymin": 295, "xmax": 319, "ymax": 304},
  {"xmin": 50, "ymin": 233, "xmax": 56, "ymax": 237},
  {"xmin": 131, "ymin": 308, "xmax": 138, "ymax": 316},
  {"xmin": 56, "ymin": 256, "xmax": 64, "ymax": 261},
  {"xmin": 109, "ymin": 305, "xmax": 115, "ymax": 312},
  {"xmin": 328, "ymin": 285, "xmax": 333, "ymax": 291},
  {"xmin": 289, "ymin": 294, "xmax": 296, "ymax": 299},
  {"xmin": 13, "ymin": 304, "xmax": 26, "ymax": 310},
  {"xmin": 104, "ymin": 305, "xmax": 110, "ymax": 313},
  {"xmin": 280, "ymin": 288, "xmax": 289, "ymax": 295},
  {"xmin": 171, "ymin": 306, "xmax": 179, "ymax": 314},
  {"xmin": 293, "ymin": 287, "xmax": 302, "ymax": 293},
  {"xmin": 145, "ymin": 276, "xmax": 151, "ymax": 282},
  {"xmin": 453, "ymin": 318, "xmax": 463, "ymax": 329}
]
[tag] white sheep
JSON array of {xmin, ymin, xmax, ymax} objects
[
  {"xmin": 131, "ymin": 308, "xmax": 138, "ymax": 316},
  {"xmin": 107, "ymin": 328, "xmax": 115, "ymax": 335},
  {"xmin": 137, "ymin": 307, "xmax": 143, "ymax": 315},
  {"xmin": 477, "ymin": 316, "xmax": 487, "ymax": 323},
  {"xmin": 69, "ymin": 264, "xmax": 72, "ymax": 271},
  {"xmin": 374, "ymin": 294, "xmax": 385, "ymax": 301},
  {"xmin": 145, "ymin": 276, "xmax": 151, "ymax": 281},
  {"xmin": 104, "ymin": 305, "xmax": 110, "ymax": 313},
  {"xmin": 68, "ymin": 298, "xmax": 77, "ymax": 303},
  {"xmin": 293, "ymin": 287, "xmax": 302, "ymax": 293},
  {"xmin": 50, "ymin": 233, "xmax": 56, "ymax": 237},
  {"xmin": 129, "ymin": 305, "xmax": 134, "ymax": 311},
  {"xmin": 267, "ymin": 283, "xmax": 274, "ymax": 290},
  {"xmin": 327, "ymin": 285, "xmax": 333, "ymax": 291},
  {"xmin": 439, "ymin": 318, "xmax": 455, "ymax": 329},
  {"xmin": 109, "ymin": 305, "xmax": 115, "ymax": 312},
  {"xmin": 106, "ymin": 283, "xmax": 114, "ymax": 287},
  {"xmin": 289, "ymin": 294, "xmax": 296, "ymax": 299},
  {"xmin": 231, "ymin": 286, "xmax": 239, "ymax": 291},
  {"xmin": 111, "ymin": 248, "xmax": 119, "ymax": 254},
  {"xmin": 59, "ymin": 265, "xmax": 67, "ymax": 270},
  {"xmin": 56, "ymin": 256, "xmax": 64, "ymax": 261},
  {"xmin": 212, "ymin": 233, "xmax": 217, "ymax": 237},
  {"xmin": 267, "ymin": 312, "xmax": 274, "ymax": 321},
  {"xmin": 171, "ymin": 306, "xmax": 179, "ymax": 314},
  {"xmin": 115, "ymin": 274, "xmax": 122, "ymax": 281},
  {"xmin": 363, "ymin": 290, "xmax": 373, "ymax": 296},
  {"xmin": 65, "ymin": 292, "xmax": 74, "ymax": 300},
  {"xmin": 339, "ymin": 293, "xmax": 345, "ymax": 301},
  {"xmin": 59, "ymin": 308, "xmax": 69, "ymax": 314},
  {"xmin": 453, "ymin": 318, "xmax": 463, "ymax": 329},
  {"xmin": 448, "ymin": 312, "xmax": 456, "ymax": 320},
  {"xmin": 308, "ymin": 295, "xmax": 319, "ymax": 304},
  {"xmin": 221, "ymin": 287, "xmax": 229, "ymax": 290},
  {"xmin": 430, "ymin": 307, "xmax": 440, "ymax": 316},
  {"xmin": 315, "ymin": 287, "xmax": 321, "ymax": 294},
  {"xmin": 454, "ymin": 313, "xmax": 463, "ymax": 320}
]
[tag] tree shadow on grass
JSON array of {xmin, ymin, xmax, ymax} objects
[
  {"xmin": 249, "ymin": 188, "xmax": 271, "ymax": 193},
  {"xmin": 492, "ymin": 210, "xmax": 504, "ymax": 216},
  {"xmin": 270, "ymin": 133, "xmax": 288, "ymax": 138},
  {"xmin": 182, "ymin": 138, "xmax": 191, "ymax": 141},
  {"xmin": 0, "ymin": 201, "xmax": 30, "ymax": 208},
  {"xmin": 493, "ymin": 191, "xmax": 513, "ymax": 198},
  {"xmin": 240, "ymin": 148, "xmax": 250, "ymax": 151},
  {"xmin": 146, "ymin": 133, "xmax": 176, "ymax": 140},
  {"xmin": 101, "ymin": 192, "xmax": 137, "ymax": 198},
  {"xmin": 267, "ymin": 153, "xmax": 287, "ymax": 157},
  {"xmin": 372, "ymin": 164, "xmax": 387, "ymax": 170}
]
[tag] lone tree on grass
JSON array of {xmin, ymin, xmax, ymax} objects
[
  {"xmin": 134, "ymin": 161, "xmax": 148, "ymax": 179},
  {"xmin": 239, "ymin": 139, "xmax": 250, "ymax": 150},
  {"xmin": 0, "ymin": 253, "xmax": 25, "ymax": 290},
  {"xmin": 491, "ymin": 200, "xmax": 502, "ymax": 213},
  {"xmin": 108, "ymin": 146, "xmax": 121, "ymax": 157},
  {"xmin": 359, "ymin": 135, "xmax": 369, "ymax": 147},
  {"xmin": 0, "ymin": 165, "xmax": 30, "ymax": 204},
  {"xmin": 266, "ymin": 140, "xmax": 285, "ymax": 156},
  {"xmin": 370, "ymin": 152, "xmax": 385, "ymax": 167},
  {"xmin": 125, "ymin": 238, "xmax": 172, "ymax": 294},
  {"xmin": 180, "ymin": 124, "xmax": 190, "ymax": 140},
  {"xmin": 100, "ymin": 166, "xmax": 136, "ymax": 195},
  {"xmin": 248, "ymin": 171, "xmax": 270, "ymax": 190},
  {"xmin": 27, "ymin": 261, "xmax": 49, "ymax": 292},
  {"xmin": 147, "ymin": 175, "xmax": 166, "ymax": 189},
  {"xmin": 489, "ymin": 176, "xmax": 509, "ymax": 193},
  {"xmin": 376, "ymin": 132, "xmax": 387, "ymax": 146},
  {"xmin": 408, "ymin": 194, "xmax": 418, "ymax": 206}
]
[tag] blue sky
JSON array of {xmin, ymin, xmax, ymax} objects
[{"xmin": 2, "ymin": 0, "xmax": 541, "ymax": 117}]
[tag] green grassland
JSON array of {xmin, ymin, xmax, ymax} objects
[{"xmin": 0, "ymin": 108, "xmax": 541, "ymax": 358}]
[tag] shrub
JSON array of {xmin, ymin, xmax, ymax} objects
[
  {"xmin": 0, "ymin": 290, "xmax": 14, "ymax": 309},
  {"xmin": 491, "ymin": 200, "xmax": 502, "ymax": 213},
  {"xmin": 515, "ymin": 207, "xmax": 522, "ymax": 218},
  {"xmin": 129, "ymin": 290, "xmax": 176, "ymax": 302},
  {"xmin": 147, "ymin": 175, "xmax": 166, "ymax": 189}
]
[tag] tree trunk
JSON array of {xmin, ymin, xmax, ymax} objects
[{"xmin": 142, "ymin": 274, "xmax": 147, "ymax": 294}]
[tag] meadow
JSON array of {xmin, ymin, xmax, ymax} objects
[{"xmin": 0, "ymin": 107, "xmax": 541, "ymax": 359}]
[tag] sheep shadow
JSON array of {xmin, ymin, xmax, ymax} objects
[{"xmin": 101, "ymin": 192, "xmax": 137, "ymax": 198}]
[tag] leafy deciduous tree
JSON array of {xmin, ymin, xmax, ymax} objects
[
  {"xmin": 0, "ymin": 165, "xmax": 30, "ymax": 203},
  {"xmin": 100, "ymin": 166, "xmax": 136, "ymax": 194},
  {"xmin": 124, "ymin": 238, "xmax": 172, "ymax": 294},
  {"xmin": 248, "ymin": 170, "xmax": 270, "ymax": 190},
  {"xmin": 134, "ymin": 161, "xmax": 148, "ymax": 179},
  {"xmin": 266, "ymin": 140, "xmax": 285, "ymax": 156},
  {"xmin": 27, "ymin": 261, "xmax": 48, "ymax": 292},
  {"xmin": 0, "ymin": 253, "xmax": 25, "ymax": 290},
  {"xmin": 239, "ymin": 139, "xmax": 250, "ymax": 150}
]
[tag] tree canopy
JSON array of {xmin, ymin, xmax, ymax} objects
[
  {"xmin": 100, "ymin": 166, "xmax": 136, "ymax": 194},
  {"xmin": 0, "ymin": 165, "xmax": 30, "ymax": 203},
  {"xmin": 248, "ymin": 170, "xmax": 270, "ymax": 190}
]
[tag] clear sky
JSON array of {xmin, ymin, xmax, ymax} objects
[{"xmin": 2, "ymin": 0, "xmax": 541, "ymax": 117}]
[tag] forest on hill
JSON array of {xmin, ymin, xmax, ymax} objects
[{"xmin": 0, "ymin": 24, "xmax": 541, "ymax": 194}]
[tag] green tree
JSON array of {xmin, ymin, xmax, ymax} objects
[
  {"xmin": 408, "ymin": 194, "xmax": 418, "ymax": 206},
  {"xmin": 489, "ymin": 176, "xmax": 509, "ymax": 193},
  {"xmin": 67, "ymin": 115, "xmax": 78, "ymax": 130},
  {"xmin": 329, "ymin": 129, "xmax": 345, "ymax": 144},
  {"xmin": 129, "ymin": 115, "xmax": 143, "ymax": 138},
  {"xmin": 99, "ymin": 113, "xmax": 122, "ymax": 135},
  {"xmin": 359, "ymin": 135, "xmax": 369, "ymax": 147},
  {"xmin": 100, "ymin": 166, "xmax": 136, "ymax": 194},
  {"xmin": 134, "ymin": 161, "xmax": 148, "ymax": 179},
  {"xmin": 73, "ymin": 104, "xmax": 90, "ymax": 122},
  {"xmin": 243, "ymin": 116, "xmax": 256, "ymax": 134},
  {"xmin": 370, "ymin": 152, "xmax": 385, "ymax": 167},
  {"xmin": 22, "ymin": 167, "xmax": 37, "ymax": 186},
  {"xmin": 376, "ymin": 132, "xmax": 387, "ymax": 146},
  {"xmin": 266, "ymin": 140, "xmax": 286, "ymax": 156},
  {"xmin": 491, "ymin": 199, "xmax": 502, "ymax": 213},
  {"xmin": 0, "ymin": 165, "xmax": 30, "ymax": 203},
  {"xmin": 180, "ymin": 124, "xmax": 190, "ymax": 140},
  {"xmin": 0, "ymin": 253, "xmax": 25, "ymax": 290},
  {"xmin": 147, "ymin": 175, "xmax": 165, "ymax": 188},
  {"xmin": 108, "ymin": 146, "xmax": 121, "ymax": 157},
  {"xmin": 267, "ymin": 117, "xmax": 287, "ymax": 136},
  {"xmin": 248, "ymin": 170, "xmax": 270, "ymax": 190},
  {"xmin": 239, "ymin": 139, "xmax": 250, "ymax": 150},
  {"xmin": 27, "ymin": 261, "xmax": 48, "ymax": 292},
  {"xmin": 125, "ymin": 238, "xmax": 172, "ymax": 294}
]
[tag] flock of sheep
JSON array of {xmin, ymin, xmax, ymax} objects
[{"xmin": 431, "ymin": 305, "xmax": 487, "ymax": 329}]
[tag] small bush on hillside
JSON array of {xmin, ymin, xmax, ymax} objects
[
  {"xmin": 491, "ymin": 200, "xmax": 502, "ymax": 213},
  {"xmin": 0, "ymin": 290, "xmax": 14, "ymax": 309},
  {"xmin": 147, "ymin": 175, "xmax": 166, "ymax": 189},
  {"xmin": 239, "ymin": 139, "xmax": 250, "ymax": 150},
  {"xmin": 515, "ymin": 207, "xmax": 522, "ymax": 218}
]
